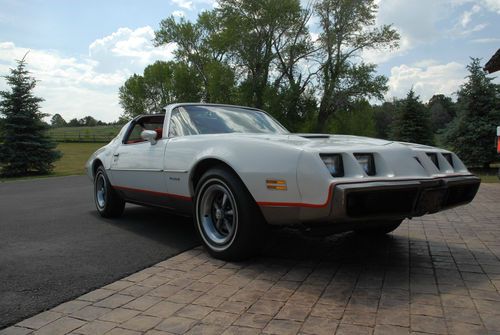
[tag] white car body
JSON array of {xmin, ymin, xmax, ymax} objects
[{"xmin": 86, "ymin": 103, "xmax": 480, "ymax": 233}]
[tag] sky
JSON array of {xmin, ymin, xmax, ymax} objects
[{"xmin": 0, "ymin": 0, "xmax": 499, "ymax": 123}]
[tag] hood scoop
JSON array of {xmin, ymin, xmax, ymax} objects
[{"xmin": 294, "ymin": 133, "xmax": 331, "ymax": 139}]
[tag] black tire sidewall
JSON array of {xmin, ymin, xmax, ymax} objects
[
  {"xmin": 194, "ymin": 167, "xmax": 263, "ymax": 260},
  {"xmin": 94, "ymin": 166, "xmax": 124, "ymax": 218}
]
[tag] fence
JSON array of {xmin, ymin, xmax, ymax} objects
[
  {"xmin": 48, "ymin": 132, "xmax": 117, "ymax": 143},
  {"xmin": 48, "ymin": 126, "xmax": 121, "ymax": 143}
]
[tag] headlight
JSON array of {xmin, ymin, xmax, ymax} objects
[
  {"xmin": 354, "ymin": 153, "xmax": 376, "ymax": 176},
  {"xmin": 320, "ymin": 154, "xmax": 344, "ymax": 177}
]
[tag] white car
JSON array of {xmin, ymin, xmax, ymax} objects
[{"xmin": 86, "ymin": 103, "xmax": 480, "ymax": 260}]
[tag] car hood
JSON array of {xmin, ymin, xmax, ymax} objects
[{"xmin": 234, "ymin": 133, "xmax": 396, "ymax": 151}]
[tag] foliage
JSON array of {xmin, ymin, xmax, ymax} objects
[
  {"xmin": 313, "ymin": 0, "xmax": 399, "ymax": 132},
  {"xmin": 50, "ymin": 113, "xmax": 67, "ymax": 127},
  {"xmin": 0, "ymin": 58, "xmax": 61, "ymax": 177},
  {"xmin": 428, "ymin": 94, "xmax": 456, "ymax": 133},
  {"xmin": 154, "ymin": 11, "xmax": 232, "ymax": 103},
  {"xmin": 372, "ymin": 101, "xmax": 399, "ymax": 139},
  {"xmin": 391, "ymin": 89, "xmax": 434, "ymax": 145},
  {"xmin": 66, "ymin": 116, "xmax": 107, "ymax": 127},
  {"xmin": 0, "ymin": 117, "xmax": 4, "ymax": 138},
  {"xmin": 118, "ymin": 61, "xmax": 201, "ymax": 119},
  {"xmin": 326, "ymin": 100, "xmax": 376, "ymax": 137},
  {"xmin": 444, "ymin": 58, "xmax": 500, "ymax": 168}
]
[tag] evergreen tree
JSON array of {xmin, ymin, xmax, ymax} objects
[
  {"xmin": 444, "ymin": 58, "xmax": 500, "ymax": 168},
  {"xmin": 0, "ymin": 57, "xmax": 61, "ymax": 177},
  {"xmin": 391, "ymin": 89, "xmax": 434, "ymax": 145}
]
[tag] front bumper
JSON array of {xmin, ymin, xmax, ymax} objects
[
  {"xmin": 260, "ymin": 175, "xmax": 480, "ymax": 226},
  {"xmin": 330, "ymin": 175, "xmax": 480, "ymax": 221}
]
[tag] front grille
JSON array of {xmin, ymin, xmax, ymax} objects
[
  {"xmin": 346, "ymin": 188, "xmax": 419, "ymax": 217},
  {"xmin": 444, "ymin": 183, "xmax": 479, "ymax": 207}
]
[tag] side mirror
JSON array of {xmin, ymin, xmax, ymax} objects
[{"xmin": 141, "ymin": 130, "xmax": 157, "ymax": 145}]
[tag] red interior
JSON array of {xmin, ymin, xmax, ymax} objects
[{"xmin": 155, "ymin": 128, "xmax": 163, "ymax": 140}]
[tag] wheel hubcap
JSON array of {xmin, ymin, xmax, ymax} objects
[
  {"xmin": 96, "ymin": 174, "xmax": 106, "ymax": 209},
  {"xmin": 198, "ymin": 182, "xmax": 237, "ymax": 247}
]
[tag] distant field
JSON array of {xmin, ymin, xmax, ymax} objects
[{"xmin": 48, "ymin": 125, "xmax": 121, "ymax": 142}]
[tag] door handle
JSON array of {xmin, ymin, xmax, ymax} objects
[{"xmin": 113, "ymin": 153, "xmax": 120, "ymax": 157}]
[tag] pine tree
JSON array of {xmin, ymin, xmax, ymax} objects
[
  {"xmin": 444, "ymin": 58, "xmax": 500, "ymax": 168},
  {"xmin": 0, "ymin": 57, "xmax": 61, "ymax": 177},
  {"xmin": 391, "ymin": 89, "xmax": 434, "ymax": 145}
]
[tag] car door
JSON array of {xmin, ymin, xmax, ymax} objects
[{"xmin": 109, "ymin": 116, "xmax": 172, "ymax": 208}]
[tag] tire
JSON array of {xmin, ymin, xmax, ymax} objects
[
  {"xmin": 94, "ymin": 166, "xmax": 125, "ymax": 218},
  {"xmin": 194, "ymin": 167, "xmax": 265, "ymax": 261},
  {"xmin": 355, "ymin": 219, "xmax": 403, "ymax": 235}
]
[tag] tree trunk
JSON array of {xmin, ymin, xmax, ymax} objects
[{"xmin": 315, "ymin": 96, "xmax": 330, "ymax": 133}]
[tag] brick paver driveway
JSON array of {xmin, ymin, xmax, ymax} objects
[{"xmin": 2, "ymin": 184, "xmax": 499, "ymax": 335}]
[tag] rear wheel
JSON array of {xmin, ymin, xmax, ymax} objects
[
  {"xmin": 94, "ymin": 166, "xmax": 125, "ymax": 218},
  {"xmin": 355, "ymin": 220, "xmax": 403, "ymax": 235},
  {"xmin": 194, "ymin": 167, "xmax": 265, "ymax": 260}
]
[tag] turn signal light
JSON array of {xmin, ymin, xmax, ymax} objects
[{"xmin": 266, "ymin": 179, "xmax": 287, "ymax": 190}]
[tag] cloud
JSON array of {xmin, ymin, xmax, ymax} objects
[
  {"xmin": 471, "ymin": 37, "xmax": 500, "ymax": 43},
  {"xmin": 360, "ymin": 32, "xmax": 412, "ymax": 65},
  {"xmin": 386, "ymin": 61, "xmax": 468, "ymax": 101},
  {"xmin": 0, "ymin": 26, "xmax": 176, "ymax": 122},
  {"xmin": 460, "ymin": 4, "xmax": 481, "ymax": 27},
  {"xmin": 481, "ymin": 0, "xmax": 500, "ymax": 13},
  {"xmin": 171, "ymin": 0, "xmax": 194, "ymax": 10},
  {"xmin": 172, "ymin": 10, "xmax": 186, "ymax": 18}
]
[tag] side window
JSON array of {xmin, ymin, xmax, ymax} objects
[
  {"xmin": 169, "ymin": 108, "xmax": 199, "ymax": 137},
  {"xmin": 124, "ymin": 116, "xmax": 165, "ymax": 144},
  {"xmin": 126, "ymin": 124, "xmax": 145, "ymax": 143}
]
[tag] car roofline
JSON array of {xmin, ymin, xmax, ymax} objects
[{"xmin": 165, "ymin": 102, "xmax": 265, "ymax": 113}]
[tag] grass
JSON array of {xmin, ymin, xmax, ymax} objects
[
  {"xmin": 52, "ymin": 142, "xmax": 104, "ymax": 176},
  {"xmin": 48, "ymin": 125, "xmax": 121, "ymax": 142},
  {"xmin": 479, "ymin": 174, "xmax": 499, "ymax": 183},
  {"xmin": 0, "ymin": 142, "xmax": 104, "ymax": 182}
]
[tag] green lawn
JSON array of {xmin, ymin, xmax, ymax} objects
[
  {"xmin": 52, "ymin": 142, "xmax": 104, "ymax": 176},
  {"xmin": 0, "ymin": 142, "xmax": 104, "ymax": 182}
]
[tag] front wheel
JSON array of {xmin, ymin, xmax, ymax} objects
[
  {"xmin": 94, "ymin": 166, "xmax": 125, "ymax": 218},
  {"xmin": 355, "ymin": 220, "xmax": 403, "ymax": 235},
  {"xmin": 194, "ymin": 167, "xmax": 265, "ymax": 261}
]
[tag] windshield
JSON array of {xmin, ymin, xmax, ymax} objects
[{"xmin": 168, "ymin": 105, "xmax": 288, "ymax": 137}]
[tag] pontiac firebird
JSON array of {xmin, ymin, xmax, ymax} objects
[{"xmin": 86, "ymin": 103, "xmax": 480, "ymax": 260}]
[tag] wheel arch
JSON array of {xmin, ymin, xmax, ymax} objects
[
  {"xmin": 91, "ymin": 159, "xmax": 104, "ymax": 179},
  {"xmin": 190, "ymin": 158, "xmax": 256, "ymax": 202}
]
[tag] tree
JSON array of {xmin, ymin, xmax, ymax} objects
[
  {"xmin": 218, "ymin": 0, "xmax": 308, "ymax": 109},
  {"xmin": 119, "ymin": 61, "xmax": 201, "ymax": 119},
  {"xmin": 67, "ymin": 118, "xmax": 81, "ymax": 127},
  {"xmin": 444, "ymin": 58, "xmax": 500, "ymax": 168},
  {"xmin": 50, "ymin": 113, "xmax": 67, "ymax": 127},
  {"xmin": 81, "ymin": 116, "xmax": 98, "ymax": 127},
  {"xmin": 313, "ymin": 0, "xmax": 399, "ymax": 132},
  {"xmin": 0, "ymin": 57, "xmax": 61, "ymax": 177},
  {"xmin": 0, "ymin": 117, "xmax": 4, "ymax": 138},
  {"xmin": 327, "ymin": 100, "xmax": 376, "ymax": 136},
  {"xmin": 428, "ymin": 94, "xmax": 456, "ymax": 133},
  {"xmin": 118, "ymin": 74, "xmax": 147, "ymax": 119},
  {"xmin": 154, "ymin": 11, "xmax": 233, "ymax": 103},
  {"xmin": 372, "ymin": 101, "xmax": 399, "ymax": 139},
  {"xmin": 391, "ymin": 89, "xmax": 433, "ymax": 145}
]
